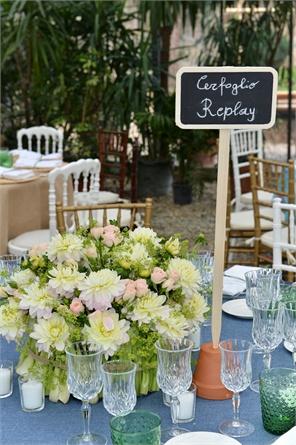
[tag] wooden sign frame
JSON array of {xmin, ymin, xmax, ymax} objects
[
  {"xmin": 175, "ymin": 66, "xmax": 278, "ymax": 348},
  {"xmin": 176, "ymin": 66, "xmax": 278, "ymax": 130}
]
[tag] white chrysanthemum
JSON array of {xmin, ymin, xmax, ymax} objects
[
  {"xmin": 155, "ymin": 311, "xmax": 189, "ymax": 339},
  {"xmin": 48, "ymin": 264, "xmax": 85, "ymax": 297},
  {"xmin": 167, "ymin": 258, "xmax": 200, "ymax": 297},
  {"xmin": 84, "ymin": 309, "xmax": 130, "ymax": 357},
  {"xmin": 129, "ymin": 291, "xmax": 170, "ymax": 325},
  {"xmin": 0, "ymin": 299, "xmax": 26, "ymax": 341},
  {"xmin": 30, "ymin": 313, "xmax": 70, "ymax": 353},
  {"xmin": 129, "ymin": 227, "xmax": 160, "ymax": 247},
  {"xmin": 182, "ymin": 292, "xmax": 208, "ymax": 325},
  {"xmin": 11, "ymin": 269, "xmax": 36, "ymax": 288},
  {"xmin": 47, "ymin": 233, "xmax": 84, "ymax": 263},
  {"xmin": 19, "ymin": 283, "xmax": 55, "ymax": 319},
  {"xmin": 78, "ymin": 269, "xmax": 125, "ymax": 311},
  {"xmin": 130, "ymin": 243, "xmax": 151, "ymax": 264}
]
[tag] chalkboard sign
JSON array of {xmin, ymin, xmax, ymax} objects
[{"xmin": 175, "ymin": 67, "xmax": 278, "ymax": 129}]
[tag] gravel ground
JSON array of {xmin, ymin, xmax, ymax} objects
[{"xmin": 151, "ymin": 181, "xmax": 217, "ymax": 249}]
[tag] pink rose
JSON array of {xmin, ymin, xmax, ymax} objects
[
  {"xmin": 162, "ymin": 278, "xmax": 177, "ymax": 292},
  {"xmin": 104, "ymin": 224, "xmax": 119, "ymax": 234},
  {"xmin": 29, "ymin": 243, "xmax": 48, "ymax": 257},
  {"xmin": 90, "ymin": 227, "xmax": 104, "ymax": 239},
  {"xmin": 122, "ymin": 280, "xmax": 137, "ymax": 301},
  {"xmin": 102, "ymin": 232, "xmax": 117, "ymax": 247},
  {"xmin": 84, "ymin": 246, "xmax": 97, "ymax": 258},
  {"xmin": 151, "ymin": 267, "xmax": 167, "ymax": 284},
  {"xmin": 70, "ymin": 298, "xmax": 84, "ymax": 315},
  {"xmin": 135, "ymin": 279, "xmax": 148, "ymax": 297},
  {"xmin": 169, "ymin": 270, "xmax": 180, "ymax": 282}
]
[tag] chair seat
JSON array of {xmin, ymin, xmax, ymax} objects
[
  {"xmin": 230, "ymin": 209, "xmax": 274, "ymax": 231},
  {"xmin": 261, "ymin": 227, "xmax": 290, "ymax": 249},
  {"xmin": 78, "ymin": 208, "xmax": 135, "ymax": 228},
  {"xmin": 240, "ymin": 190, "xmax": 274, "ymax": 206},
  {"xmin": 8, "ymin": 229, "xmax": 50, "ymax": 255},
  {"xmin": 76, "ymin": 191, "xmax": 120, "ymax": 205}
]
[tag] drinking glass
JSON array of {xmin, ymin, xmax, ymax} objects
[
  {"xmin": 283, "ymin": 300, "xmax": 296, "ymax": 368},
  {"xmin": 245, "ymin": 268, "xmax": 281, "ymax": 308},
  {"xmin": 260, "ymin": 368, "xmax": 296, "ymax": 435},
  {"xmin": 251, "ymin": 302, "xmax": 283, "ymax": 372},
  {"xmin": 0, "ymin": 255, "xmax": 22, "ymax": 285},
  {"xmin": 190, "ymin": 251, "xmax": 213, "ymax": 326},
  {"xmin": 219, "ymin": 339, "xmax": 254, "ymax": 438},
  {"xmin": 155, "ymin": 338, "xmax": 193, "ymax": 439},
  {"xmin": 66, "ymin": 342, "xmax": 106, "ymax": 445},
  {"xmin": 101, "ymin": 360, "xmax": 137, "ymax": 416},
  {"xmin": 110, "ymin": 410, "xmax": 161, "ymax": 445}
]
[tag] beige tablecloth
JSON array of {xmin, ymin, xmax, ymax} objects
[{"xmin": 0, "ymin": 174, "xmax": 66, "ymax": 254}]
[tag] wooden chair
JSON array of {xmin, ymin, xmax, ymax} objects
[
  {"xmin": 230, "ymin": 129, "xmax": 271, "ymax": 211},
  {"xmin": 273, "ymin": 198, "xmax": 296, "ymax": 281},
  {"xmin": 8, "ymin": 159, "xmax": 99, "ymax": 254},
  {"xmin": 98, "ymin": 129, "xmax": 138, "ymax": 201},
  {"xmin": 249, "ymin": 155, "xmax": 295, "ymax": 266},
  {"xmin": 17, "ymin": 125, "xmax": 63, "ymax": 156},
  {"xmin": 56, "ymin": 198, "xmax": 153, "ymax": 233}
]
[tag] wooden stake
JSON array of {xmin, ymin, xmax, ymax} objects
[{"xmin": 212, "ymin": 129, "xmax": 230, "ymax": 348}]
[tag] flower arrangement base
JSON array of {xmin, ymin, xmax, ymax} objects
[{"xmin": 193, "ymin": 342, "xmax": 232, "ymax": 400}]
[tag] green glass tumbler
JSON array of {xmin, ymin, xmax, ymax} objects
[
  {"xmin": 0, "ymin": 150, "xmax": 13, "ymax": 168},
  {"xmin": 110, "ymin": 410, "xmax": 161, "ymax": 445},
  {"xmin": 259, "ymin": 367, "xmax": 296, "ymax": 435}
]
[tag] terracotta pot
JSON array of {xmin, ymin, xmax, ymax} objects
[{"xmin": 193, "ymin": 341, "xmax": 232, "ymax": 400}]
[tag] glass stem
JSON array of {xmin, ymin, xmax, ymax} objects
[
  {"xmin": 293, "ymin": 349, "xmax": 296, "ymax": 369},
  {"xmin": 81, "ymin": 401, "xmax": 91, "ymax": 439},
  {"xmin": 263, "ymin": 352, "xmax": 271, "ymax": 370},
  {"xmin": 232, "ymin": 392, "xmax": 240, "ymax": 423}
]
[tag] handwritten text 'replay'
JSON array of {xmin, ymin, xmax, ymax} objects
[{"xmin": 195, "ymin": 75, "xmax": 259, "ymax": 122}]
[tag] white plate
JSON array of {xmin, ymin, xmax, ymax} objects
[
  {"xmin": 164, "ymin": 431, "xmax": 242, "ymax": 445},
  {"xmin": 284, "ymin": 340, "xmax": 294, "ymax": 352},
  {"xmin": 222, "ymin": 299, "xmax": 253, "ymax": 319}
]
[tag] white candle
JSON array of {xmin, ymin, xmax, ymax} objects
[
  {"xmin": 0, "ymin": 368, "xmax": 11, "ymax": 395},
  {"xmin": 21, "ymin": 380, "xmax": 43, "ymax": 410},
  {"xmin": 177, "ymin": 391, "xmax": 195, "ymax": 420}
]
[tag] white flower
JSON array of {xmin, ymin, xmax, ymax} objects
[
  {"xmin": 30, "ymin": 313, "xmax": 70, "ymax": 353},
  {"xmin": 182, "ymin": 292, "xmax": 208, "ymax": 326},
  {"xmin": 129, "ymin": 291, "xmax": 170, "ymax": 325},
  {"xmin": 129, "ymin": 227, "xmax": 160, "ymax": 247},
  {"xmin": 11, "ymin": 269, "xmax": 36, "ymax": 288},
  {"xmin": 48, "ymin": 264, "xmax": 85, "ymax": 297},
  {"xmin": 165, "ymin": 237, "xmax": 180, "ymax": 256},
  {"xmin": 0, "ymin": 299, "xmax": 26, "ymax": 341},
  {"xmin": 155, "ymin": 311, "xmax": 189, "ymax": 339},
  {"xmin": 83, "ymin": 309, "xmax": 130, "ymax": 357},
  {"xmin": 78, "ymin": 269, "xmax": 125, "ymax": 311},
  {"xmin": 19, "ymin": 283, "xmax": 55, "ymax": 319},
  {"xmin": 47, "ymin": 233, "xmax": 84, "ymax": 263},
  {"xmin": 167, "ymin": 258, "xmax": 200, "ymax": 297}
]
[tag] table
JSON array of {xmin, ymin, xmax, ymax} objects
[{"xmin": 0, "ymin": 312, "xmax": 292, "ymax": 445}]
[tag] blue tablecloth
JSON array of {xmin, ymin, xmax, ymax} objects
[{"xmin": 0, "ymin": 312, "xmax": 293, "ymax": 445}]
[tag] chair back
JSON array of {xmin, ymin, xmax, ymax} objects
[
  {"xmin": 48, "ymin": 159, "xmax": 100, "ymax": 236},
  {"xmin": 56, "ymin": 198, "xmax": 153, "ymax": 233},
  {"xmin": 98, "ymin": 129, "xmax": 129, "ymax": 198},
  {"xmin": 273, "ymin": 198, "xmax": 296, "ymax": 279},
  {"xmin": 230, "ymin": 129, "xmax": 263, "ymax": 211},
  {"xmin": 249, "ymin": 155, "xmax": 295, "ymax": 264},
  {"xmin": 17, "ymin": 125, "xmax": 63, "ymax": 155}
]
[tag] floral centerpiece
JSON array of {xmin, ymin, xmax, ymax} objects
[{"xmin": 0, "ymin": 224, "xmax": 208, "ymax": 403}]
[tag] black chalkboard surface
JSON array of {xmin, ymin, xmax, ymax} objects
[{"xmin": 175, "ymin": 67, "xmax": 277, "ymax": 129}]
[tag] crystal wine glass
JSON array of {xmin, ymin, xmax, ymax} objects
[
  {"xmin": 283, "ymin": 301, "xmax": 296, "ymax": 368},
  {"xmin": 190, "ymin": 251, "xmax": 213, "ymax": 326},
  {"xmin": 101, "ymin": 360, "xmax": 137, "ymax": 416},
  {"xmin": 155, "ymin": 338, "xmax": 193, "ymax": 439},
  {"xmin": 65, "ymin": 342, "xmax": 106, "ymax": 445},
  {"xmin": 219, "ymin": 339, "xmax": 254, "ymax": 438},
  {"xmin": 251, "ymin": 301, "xmax": 283, "ymax": 371},
  {"xmin": 0, "ymin": 255, "xmax": 22, "ymax": 285}
]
